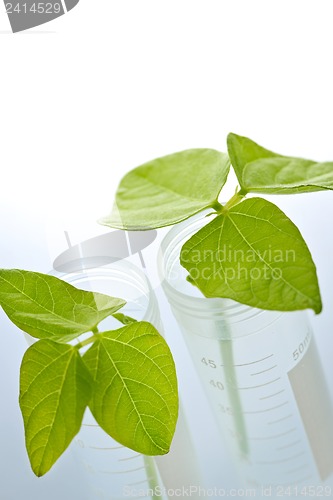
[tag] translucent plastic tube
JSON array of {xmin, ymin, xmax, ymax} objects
[
  {"xmin": 52, "ymin": 262, "xmax": 165, "ymax": 500},
  {"xmin": 54, "ymin": 260, "xmax": 201, "ymax": 500},
  {"xmin": 158, "ymin": 213, "xmax": 333, "ymax": 496}
]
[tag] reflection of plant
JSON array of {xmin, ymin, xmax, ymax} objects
[
  {"xmin": 0, "ymin": 270, "xmax": 178, "ymax": 476},
  {"xmin": 101, "ymin": 133, "xmax": 333, "ymax": 314}
]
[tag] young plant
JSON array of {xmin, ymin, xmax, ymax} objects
[
  {"xmin": 0, "ymin": 269, "xmax": 178, "ymax": 477},
  {"xmin": 100, "ymin": 133, "xmax": 333, "ymax": 314}
]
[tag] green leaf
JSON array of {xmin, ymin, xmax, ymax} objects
[
  {"xmin": 100, "ymin": 149, "xmax": 230, "ymax": 230},
  {"xmin": 83, "ymin": 322, "xmax": 178, "ymax": 455},
  {"xmin": 227, "ymin": 133, "xmax": 278, "ymax": 187},
  {"xmin": 242, "ymin": 157, "xmax": 333, "ymax": 194},
  {"xmin": 227, "ymin": 133, "xmax": 333, "ymax": 194},
  {"xmin": 0, "ymin": 269, "xmax": 126, "ymax": 342},
  {"xmin": 180, "ymin": 198, "xmax": 322, "ymax": 314},
  {"xmin": 20, "ymin": 340, "xmax": 92, "ymax": 476}
]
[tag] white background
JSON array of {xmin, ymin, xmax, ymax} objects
[{"xmin": 1, "ymin": 2, "xmax": 333, "ymax": 499}]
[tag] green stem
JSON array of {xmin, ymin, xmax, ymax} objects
[
  {"xmin": 238, "ymin": 188, "xmax": 248, "ymax": 197},
  {"xmin": 212, "ymin": 200, "xmax": 224, "ymax": 212},
  {"xmin": 220, "ymin": 189, "xmax": 246, "ymax": 213},
  {"xmin": 75, "ymin": 335, "xmax": 96, "ymax": 350},
  {"xmin": 220, "ymin": 339, "xmax": 249, "ymax": 457},
  {"xmin": 75, "ymin": 327, "xmax": 100, "ymax": 350},
  {"xmin": 212, "ymin": 188, "xmax": 247, "ymax": 216},
  {"xmin": 143, "ymin": 456, "xmax": 161, "ymax": 500}
]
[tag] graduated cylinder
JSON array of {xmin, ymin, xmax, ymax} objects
[{"xmin": 158, "ymin": 214, "xmax": 333, "ymax": 494}]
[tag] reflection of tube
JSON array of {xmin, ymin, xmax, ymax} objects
[
  {"xmin": 158, "ymin": 214, "xmax": 333, "ymax": 493},
  {"xmin": 53, "ymin": 229, "xmax": 157, "ymax": 272},
  {"xmin": 53, "ymin": 260, "xmax": 201, "ymax": 500}
]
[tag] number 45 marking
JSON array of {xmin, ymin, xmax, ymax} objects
[{"xmin": 201, "ymin": 357, "xmax": 216, "ymax": 368}]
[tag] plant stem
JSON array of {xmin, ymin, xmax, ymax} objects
[
  {"xmin": 219, "ymin": 188, "xmax": 246, "ymax": 213},
  {"xmin": 75, "ymin": 327, "xmax": 100, "ymax": 350},
  {"xmin": 143, "ymin": 456, "xmax": 162, "ymax": 500},
  {"xmin": 238, "ymin": 188, "xmax": 248, "ymax": 197},
  {"xmin": 75, "ymin": 335, "xmax": 97, "ymax": 350},
  {"xmin": 220, "ymin": 339, "xmax": 249, "ymax": 457},
  {"xmin": 212, "ymin": 200, "xmax": 224, "ymax": 212}
]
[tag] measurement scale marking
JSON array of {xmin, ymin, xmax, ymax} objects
[
  {"xmin": 251, "ymin": 365, "xmax": 278, "ymax": 376},
  {"xmin": 118, "ymin": 454, "xmax": 141, "ymax": 462},
  {"xmin": 250, "ymin": 428, "xmax": 296, "ymax": 440},
  {"xmin": 278, "ymin": 473, "xmax": 313, "ymax": 487},
  {"xmin": 244, "ymin": 401, "xmax": 289, "ymax": 414},
  {"xmin": 286, "ymin": 464, "xmax": 308, "ymax": 474},
  {"xmin": 256, "ymin": 451, "xmax": 306, "ymax": 465},
  {"xmin": 291, "ymin": 474, "xmax": 313, "ymax": 485},
  {"xmin": 89, "ymin": 445, "xmax": 124, "ymax": 450},
  {"xmin": 238, "ymin": 377, "xmax": 281, "ymax": 390},
  {"xmin": 127, "ymin": 479, "xmax": 150, "ymax": 487},
  {"xmin": 82, "ymin": 423, "xmax": 99, "ymax": 427},
  {"xmin": 222, "ymin": 354, "xmax": 274, "ymax": 367},
  {"xmin": 260, "ymin": 389, "xmax": 285, "ymax": 400},
  {"xmin": 276, "ymin": 440, "xmax": 302, "ymax": 451},
  {"xmin": 268, "ymin": 414, "xmax": 293, "ymax": 425},
  {"xmin": 101, "ymin": 465, "xmax": 145, "ymax": 474}
]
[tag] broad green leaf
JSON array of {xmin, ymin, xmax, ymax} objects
[
  {"xmin": 83, "ymin": 322, "xmax": 178, "ymax": 455},
  {"xmin": 20, "ymin": 340, "xmax": 92, "ymax": 476},
  {"xmin": 227, "ymin": 133, "xmax": 278, "ymax": 187},
  {"xmin": 100, "ymin": 149, "xmax": 230, "ymax": 230},
  {"xmin": 242, "ymin": 157, "xmax": 333, "ymax": 194},
  {"xmin": 0, "ymin": 269, "xmax": 125, "ymax": 342},
  {"xmin": 227, "ymin": 133, "xmax": 333, "ymax": 194},
  {"xmin": 180, "ymin": 198, "xmax": 322, "ymax": 314}
]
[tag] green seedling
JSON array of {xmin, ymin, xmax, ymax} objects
[
  {"xmin": 2, "ymin": 133, "xmax": 331, "ymax": 477},
  {"xmin": 101, "ymin": 133, "xmax": 333, "ymax": 314},
  {"xmin": 0, "ymin": 269, "xmax": 178, "ymax": 476}
]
